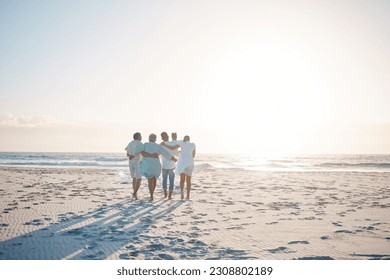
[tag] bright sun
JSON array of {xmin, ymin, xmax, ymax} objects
[{"xmin": 201, "ymin": 45, "xmax": 327, "ymax": 155}]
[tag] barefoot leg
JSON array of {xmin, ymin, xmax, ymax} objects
[
  {"xmin": 180, "ymin": 173, "xmax": 185, "ymax": 199},
  {"xmin": 148, "ymin": 178, "xmax": 154, "ymax": 201},
  {"xmin": 133, "ymin": 179, "xmax": 141, "ymax": 199},
  {"xmin": 186, "ymin": 175, "xmax": 191, "ymax": 200}
]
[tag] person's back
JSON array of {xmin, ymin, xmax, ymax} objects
[
  {"xmin": 139, "ymin": 133, "xmax": 176, "ymax": 201},
  {"xmin": 139, "ymin": 134, "xmax": 173, "ymax": 178},
  {"xmin": 179, "ymin": 141, "xmax": 195, "ymax": 159},
  {"xmin": 177, "ymin": 135, "xmax": 196, "ymax": 200},
  {"xmin": 125, "ymin": 132, "xmax": 143, "ymax": 200},
  {"xmin": 160, "ymin": 134, "xmax": 195, "ymax": 199},
  {"xmin": 126, "ymin": 139, "xmax": 143, "ymax": 163},
  {"xmin": 143, "ymin": 142, "xmax": 168, "ymax": 157},
  {"xmin": 161, "ymin": 143, "xmax": 176, "ymax": 169},
  {"xmin": 160, "ymin": 132, "xmax": 178, "ymax": 170}
]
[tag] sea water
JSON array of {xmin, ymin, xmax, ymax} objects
[{"xmin": 0, "ymin": 152, "xmax": 390, "ymax": 173}]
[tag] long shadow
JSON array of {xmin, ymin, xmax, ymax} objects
[
  {"xmin": 0, "ymin": 197, "xmax": 259, "ymax": 260},
  {"xmin": 0, "ymin": 198, "xmax": 184, "ymax": 260}
]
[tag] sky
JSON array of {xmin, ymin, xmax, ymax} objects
[{"xmin": 1, "ymin": 0, "xmax": 390, "ymax": 155}]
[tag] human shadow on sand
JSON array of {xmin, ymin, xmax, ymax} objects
[{"xmin": 0, "ymin": 198, "xmax": 255, "ymax": 260}]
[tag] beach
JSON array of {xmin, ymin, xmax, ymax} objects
[{"xmin": 1, "ymin": 163, "xmax": 389, "ymax": 260}]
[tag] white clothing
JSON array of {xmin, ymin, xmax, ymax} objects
[
  {"xmin": 129, "ymin": 160, "xmax": 142, "ymax": 179},
  {"xmin": 161, "ymin": 141, "xmax": 179, "ymax": 170},
  {"xmin": 125, "ymin": 140, "xmax": 143, "ymax": 164},
  {"xmin": 125, "ymin": 140, "xmax": 143, "ymax": 179},
  {"xmin": 175, "ymin": 141, "xmax": 196, "ymax": 176}
]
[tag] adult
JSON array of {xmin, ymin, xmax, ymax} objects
[
  {"xmin": 125, "ymin": 133, "xmax": 158, "ymax": 199},
  {"xmin": 160, "ymin": 132, "xmax": 179, "ymax": 199},
  {"xmin": 162, "ymin": 135, "xmax": 196, "ymax": 200},
  {"xmin": 133, "ymin": 134, "xmax": 176, "ymax": 201},
  {"xmin": 125, "ymin": 132, "xmax": 144, "ymax": 199}
]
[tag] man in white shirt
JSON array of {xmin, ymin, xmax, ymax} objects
[
  {"xmin": 160, "ymin": 132, "xmax": 179, "ymax": 199},
  {"xmin": 125, "ymin": 132, "xmax": 143, "ymax": 199}
]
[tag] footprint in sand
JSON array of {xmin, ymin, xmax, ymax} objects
[
  {"xmin": 119, "ymin": 253, "xmax": 132, "ymax": 260},
  {"xmin": 358, "ymin": 225, "xmax": 378, "ymax": 231},
  {"xmin": 350, "ymin": 253, "xmax": 390, "ymax": 260},
  {"xmin": 297, "ymin": 256, "xmax": 334, "ymax": 260},
  {"xmin": 124, "ymin": 244, "xmax": 137, "ymax": 251},
  {"xmin": 24, "ymin": 219, "xmax": 43, "ymax": 226},
  {"xmin": 84, "ymin": 242, "xmax": 99, "ymax": 250},
  {"xmin": 335, "ymin": 230, "xmax": 354, "ymax": 234},
  {"xmin": 146, "ymin": 243, "xmax": 165, "ymax": 251},
  {"xmin": 288, "ymin": 240, "xmax": 310, "ymax": 245},
  {"xmin": 189, "ymin": 239, "xmax": 207, "ymax": 247},
  {"xmin": 65, "ymin": 228, "xmax": 84, "ymax": 235},
  {"xmin": 156, "ymin": 254, "xmax": 175, "ymax": 260},
  {"xmin": 332, "ymin": 221, "xmax": 343, "ymax": 227},
  {"xmin": 187, "ymin": 232, "xmax": 200, "ymax": 238},
  {"xmin": 266, "ymin": 246, "xmax": 298, "ymax": 254},
  {"xmin": 81, "ymin": 251, "xmax": 105, "ymax": 260},
  {"xmin": 3, "ymin": 208, "xmax": 14, "ymax": 214}
]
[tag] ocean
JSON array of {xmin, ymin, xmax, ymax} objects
[{"xmin": 1, "ymin": 152, "xmax": 390, "ymax": 173}]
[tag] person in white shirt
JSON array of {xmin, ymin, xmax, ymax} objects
[
  {"xmin": 132, "ymin": 133, "xmax": 177, "ymax": 201},
  {"xmin": 125, "ymin": 132, "xmax": 158, "ymax": 200},
  {"xmin": 125, "ymin": 132, "xmax": 143, "ymax": 199},
  {"xmin": 160, "ymin": 132, "xmax": 179, "ymax": 199},
  {"xmin": 162, "ymin": 135, "xmax": 196, "ymax": 200}
]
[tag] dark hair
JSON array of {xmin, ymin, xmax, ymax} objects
[{"xmin": 133, "ymin": 132, "xmax": 141, "ymax": 140}]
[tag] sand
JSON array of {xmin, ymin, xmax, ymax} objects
[{"xmin": 0, "ymin": 166, "xmax": 389, "ymax": 260}]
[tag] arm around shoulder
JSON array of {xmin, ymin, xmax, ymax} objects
[
  {"xmin": 141, "ymin": 151, "xmax": 159, "ymax": 158},
  {"xmin": 161, "ymin": 142, "xmax": 180, "ymax": 150}
]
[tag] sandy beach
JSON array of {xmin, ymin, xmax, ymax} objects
[{"xmin": 0, "ymin": 166, "xmax": 389, "ymax": 260}]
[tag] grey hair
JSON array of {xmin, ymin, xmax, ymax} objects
[{"xmin": 149, "ymin": 133, "xmax": 157, "ymax": 142}]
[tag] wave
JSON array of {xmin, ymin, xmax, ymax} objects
[
  {"xmin": 95, "ymin": 156, "xmax": 126, "ymax": 162},
  {"xmin": 316, "ymin": 162, "xmax": 390, "ymax": 169},
  {"xmin": 1, "ymin": 161, "xmax": 128, "ymax": 168},
  {"xmin": 1, "ymin": 152, "xmax": 390, "ymax": 172},
  {"xmin": 195, "ymin": 163, "xmax": 214, "ymax": 169},
  {"xmin": 264, "ymin": 163, "xmax": 288, "ymax": 169}
]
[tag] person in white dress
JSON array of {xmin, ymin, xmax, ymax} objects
[{"xmin": 162, "ymin": 135, "xmax": 196, "ymax": 199}]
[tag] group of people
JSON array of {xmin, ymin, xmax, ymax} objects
[{"xmin": 125, "ymin": 132, "xmax": 196, "ymax": 201}]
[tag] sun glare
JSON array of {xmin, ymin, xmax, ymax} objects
[{"xmin": 201, "ymin": 46, "xmax": 327, "ymax": 155}]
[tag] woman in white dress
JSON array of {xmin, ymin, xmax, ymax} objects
[{"xmin": 162, "ymin": 135, "xmax": 196, "ymax": 199}]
